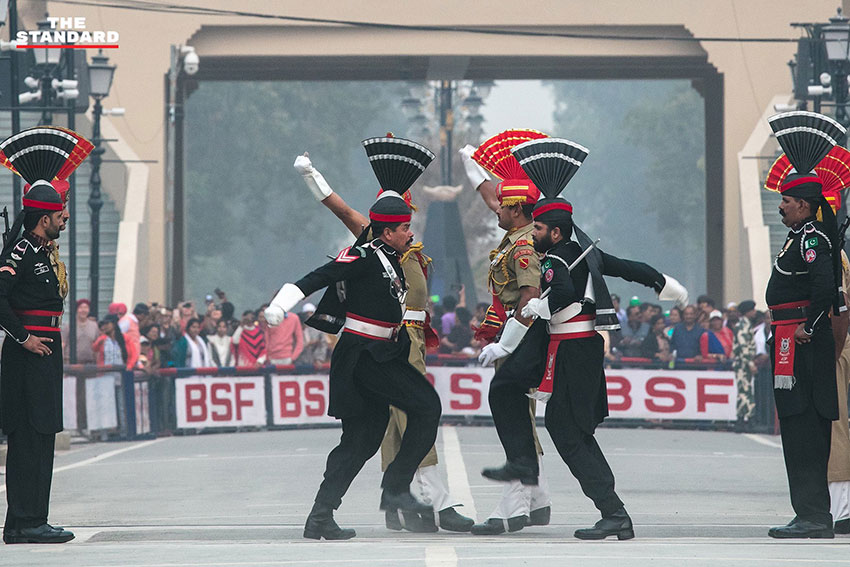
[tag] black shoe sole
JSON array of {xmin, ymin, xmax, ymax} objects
[
  {"xmin": 480, "ymin": 470, "xmax": 539, "ymax": 486},
  {"xmin": 3, "ymin": 535, "xmax": 74, "ymax": 544},
  {"xmin": 302, "ymin": 529, "xmax": 356, "ymax": 540},
  {"xmin": 574, "ymin": 528, "xmax": 635, "ymax": 541},
  {"xmin": 768, "ymin": 529, "xmax": 834, "ymax": 539}
]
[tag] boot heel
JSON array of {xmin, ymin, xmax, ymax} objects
[
  {"xmin": 617, "ymin": 528, "xmax": 635, "ymax": 540},
  {"xmin": 519, "ymin": 475, "xmax": 539, "ymax": 486},
  {"xmin": 303, "ymin": 529, "xmax": 322, "ymax": 540}
]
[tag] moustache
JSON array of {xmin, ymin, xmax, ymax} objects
[{"xmin": 779, "ymin": 209, "xmax": 786, "ymax": 217}]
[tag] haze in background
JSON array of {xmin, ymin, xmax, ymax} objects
[{"xmin": 184, "ymin": 79, "xmax": 705, "ymax": 314}]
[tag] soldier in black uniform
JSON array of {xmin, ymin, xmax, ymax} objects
[
  {"xmin": 481, "ymin": 138, "xmax": 688, "ymax": 540},
  {"xmin": 763, "ymin": 111, "xmax": 846, "ymax": 539},
  {"xmin": 265, "ymin": 143, "xmax": 441, "ymax": 541},
  {"xmin": 0, "ymin": 126, "xmax": 92, "ymax": 545}
]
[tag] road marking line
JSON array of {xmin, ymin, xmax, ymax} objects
[
  {"xmin": 743, "ymin": 434, "xmax": 782, "ymax": 449},
  {"xmin": 425, "ymin": 544, "xmax": 457, "ymax": 567},
  {"xmin": 440, "ymin": 425, "xmax": 477, "ymax": 521},
  {"xmin": 0, "ymin": 439, "xmax": 163, "ymax": 495}
]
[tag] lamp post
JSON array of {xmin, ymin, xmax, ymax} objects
[
  {"xmin": 86, "ymin": 50, "xmax": 115, "ymax": 319},
  {"xmin": 401, "ymin": 80, "xmax": 491, "ymax": 305}
]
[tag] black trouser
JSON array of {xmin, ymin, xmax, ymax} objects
[
  {"xmin": 4, "ymin": 421, "xmax": 56, "ymax": 530},
  {"xmin": 489, "ymin": 334, "xmax": 623, "ymax": 517},
  {"xmin": 315, "ymin": 351, "xmax": 441, "ymax": 508},
  {"xmin": 779, "ymin": 403, "xmax": 833, "ymax": 526}
]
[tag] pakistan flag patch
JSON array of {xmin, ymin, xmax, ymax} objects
[
  {"xmin": 804, "ymin": 237, "xmax": 818, "ymax": 249},
  {"xmin": 542, "ymin": 259, "xmax": 552, "ymax": 270}
]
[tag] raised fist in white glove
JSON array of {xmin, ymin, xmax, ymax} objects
[
  {"xmin": 478, "ymin": 342, "xmax": 510, "ymax": 366},
  {"xmin": 458, "ymin": 144, "xmax": 489, "ymax": 189},
  {"xmin": 293, "ymin": 153, "xmax": 315, "ymax": 176},
  {"xmin": 294, "ymin": 152, "xmax": 334, "ymax": 201},
  {"xmin": 521, "ymin": 297, "xmax": 551, "ymax": 320},
  {"xmin": 264, "ymin": 304, "xmax": 285, "ymax": 327}
]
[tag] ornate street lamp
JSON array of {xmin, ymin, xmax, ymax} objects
[{"xmin": 86, "ymin": 50, "xmax": 116, "ymax": 318}]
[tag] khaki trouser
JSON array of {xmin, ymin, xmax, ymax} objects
[
  {"xmin": 381, "ymin": 325, "xmax": 439, "ymax": 471},
  {"xmin": 829, "ymin": 340, "xmax": 850, "ymax": 482}
]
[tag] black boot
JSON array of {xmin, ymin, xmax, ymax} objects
[
  {"xmin": 481, "ymin": 459, "xmax": 538, "ymax": 485},
  {"xmin": 303, "ymin": 502, "xmax": 356, "ymax": 540},
  {"xmin": 574, "ymin": 508, "xmax": 634, "ymax": 540},
  {"xmin": 835, "ymin": 519, "xmax": 850, "ymax": 535},
  {"xmin": 529, "ymin": 506, "xmax": 551, "ymax": 526},
  {"xmin": 380, "ymin": 490, "xmax": 432, "ymax": 513},
  {"xmin": 385, "ymin": 510, "xmax": 403, "ymax": 531},
  {"xmin": 470, "ymin": 516, "xmax": 528, "ymax": 535},
  {"xmin": 438, "ymin": 507, "xmax": 474, "ymax": 532}
]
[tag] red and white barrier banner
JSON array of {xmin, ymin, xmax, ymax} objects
[
  {"xmin": 176, "ymin": 376, "xmax": 266, "ymax": 428},
  {"xmin": 271, "ymin": 375, "xmax": 337, "ymax": 426},
  {"xmin": 426, "ymin": 367, "xmax": 496, "ymax": 416},
  {"xmin": 606, "ymin": 369, "xmax": 736, "ymax": 420}
]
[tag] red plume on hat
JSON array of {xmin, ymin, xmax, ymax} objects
[
  {"xmin": 0, "ymin": 125, "xmax": 93, "ymax": 203},
  {"xmin": 472, "ymin": 129, "xmax": 547, "ymax": 206},
  {"xmin": 765, "ymin": 145, "xmax": 850, "ymax": 214}
]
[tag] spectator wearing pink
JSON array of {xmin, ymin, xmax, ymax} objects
[
  {"xmin": 232, "ymin": 310, "xmax": 267, "ymax": 367},
  {"xmin": 263, "ymin": 307, "xmax": 304, "ymax": 365},
  {"xmin": 119, "ymin": 303, "xmax": 149, "ymax": 370},
  {"xmin": 108, "ymin": 302, "xmax": 127, "ymax": 317}
]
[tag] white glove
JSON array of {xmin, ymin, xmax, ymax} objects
[
  {"xmin": 458, "ymin": 144, "xmax": 489, "ymax": 189},
  {"xmin": 521, "ymin": 297, "xmax": 551, "ymax": 320},
  {"xmin": 294, "ymin": 153, "xmax": 334, "ymax": 202},
  {"xmin": 266, "ymin": 283, "xmax": 305, "ymax": 326},
  {"xmin": 658, "ymin": 274, "xmax": 689, "ymax": 309},
  {"xmin": 477, "ymin": 317, "xmax": 529, "ymax": 366},
  {"xmin": 478, "ymin": 342, "xmax": 510, "ymax": 366}
]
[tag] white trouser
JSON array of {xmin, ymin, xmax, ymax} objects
[
  {"xmin": 488, "ymin": 457, "xmax": 551, "ymax": 519},
  {"xmin": 830, "ymin": 480, "xmax": 850, "ymax": 522},
  {"xmin": 410, "ymin": 464, "xmax": 458, "ymax": 513}
]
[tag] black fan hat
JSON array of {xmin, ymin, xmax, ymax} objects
[
  {"xmin": 768, "ymin": 111, "xmax": 846, "ymax": 175},
  {"xmin": 510, "ymin": 137, "xmax": 589, "ymax": 199},
  {"xmin": 362, "ymin": 135, "xmax": 435, "ymax": 195}
]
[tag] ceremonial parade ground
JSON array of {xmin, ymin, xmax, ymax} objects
[{"xmin": 1, "ymin": 425, "xmax": 848, "ymax": 567}]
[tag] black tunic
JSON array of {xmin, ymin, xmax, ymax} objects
[
  {"xmin": 0, "ymin": 234, "xmax": 65, "ymax": 434},
  {"xmin": 295, "ymin": 238, "xmax": 409, "ymax": 418},
  {"xmin": 500, "ymin": 239, "xmax": 666, "ymax": 433},
  {"xmin": 765, "ymin": 219, "xmax": 838, "ymax": 420}
]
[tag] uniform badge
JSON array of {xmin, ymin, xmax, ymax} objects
[
  {"xmin": 34, "ymin": 262, "xmax": 49, "ymax": 275},
  {"xmin": 805, "ymin": 237, "xmax": 818, "ymax": 249},
  {"xmin": 513, "ymin": 248, "xmax": 533, "ymax": 259},
  {"xmin": 10, "ymin": 253, "xmax": 21, "ymax": 261},
  {"xmin": 0, "ymin": 266, "xmax": 15, "ymax": 276},
  {"xmin": 805, "ymin": 249, "xmax": 817, "ymax": 263},
  {"xmin": 542, "ymin": 259, "xmax": 552, "ymax": 270},
  {"xmin": 544, "ymin": 268, "xmax": 554, "ymax": 282},
  {"xmin": 780, "ymin": 337, "xmax": 790, "ymax": 356},
  {"xmin": 519, "ymin": 258, "xmax": 530, "ymax": 269}
]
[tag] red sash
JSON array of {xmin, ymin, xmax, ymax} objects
[
  {"xmin": 769, "ymin": 300, "xmax": 810, "ymax": 390},
  {"xmin": 535, "ymin": 315, "xmax": 596, "ymax": 401}
]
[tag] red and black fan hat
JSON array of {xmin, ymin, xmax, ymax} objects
[
  {"xmin": 0, "ymin": 126, "xmax": 94, "ymax": 199},
  {"xmin": 510, "ymin": 137, "xmax": 589, "ymax": 224},
  {"xmin": 472, "ymin": 128, "xmax": 547, "ymax": 206}
]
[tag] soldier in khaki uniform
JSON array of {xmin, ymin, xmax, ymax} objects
[
  {"xmin": 459, "ymin": 132, "xmax": 552, "ymax": 535},
  {"xmin": 293, "ymin": 152, "xmax": 474, "ymax": 533},
  {"xmin": 830, "ymin": 248, "xmax": 850, "ymax": 533}
]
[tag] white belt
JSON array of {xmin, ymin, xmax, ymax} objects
[
  {"xmin": 343, "ymin": 316, "xmax": 397, "ymax": 339},
  {"xmin": 548, "ymin": 318, "xmax": 595, "ymax": 335},
  {"xmin": 402, "ymin": 309, "xmax": 426, "ymax": 322}
]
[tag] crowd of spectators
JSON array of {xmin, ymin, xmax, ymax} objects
[
  {"xmin": 60, "ymin": 285, "xmax": 772, "ymax": 375},
  {"xmin": 61, "ymin": 289, "xmax": 334, "ymax": 372}
]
